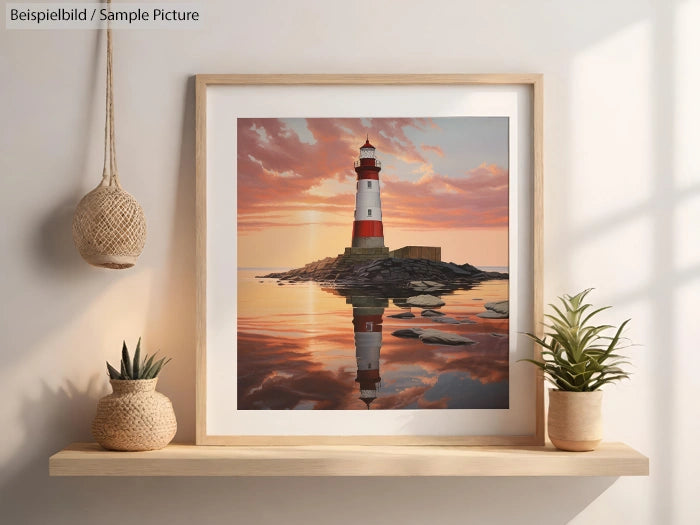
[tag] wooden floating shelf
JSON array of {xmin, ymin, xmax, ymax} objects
[{"xmin": 49, "ymin": 442, "xmax": 648, "ymax": 477}]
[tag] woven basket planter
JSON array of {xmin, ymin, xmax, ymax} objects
[
  {"xmin": 92, "ymin": 378, "xmax": 176, "ymax": 451},
  {"xmin": 73, "ymin": 185, "xmax": 146, "ymax": 269}
]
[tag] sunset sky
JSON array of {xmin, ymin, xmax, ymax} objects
[{"xmin": 237, "ymin": 117, "xmax": 509, "ymax": 268}]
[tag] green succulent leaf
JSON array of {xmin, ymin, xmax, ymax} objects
[
  {"xmin": 142, "ymin": 354, "xmax": 156, "ymax": 377},
  {"xmin": 133, "ymin": 337, "xmax": 141, "ymax": 379},
  {"xmin": 121, "ymin": 341, "xmax": 133, "ymax": 379},
  {"xmin": 107, "ymin": 361, "xmax": 121, "ymax": 380},
  {"xmin": 145, "ymin": 357, "xmax": 172, "ymax": 379}
]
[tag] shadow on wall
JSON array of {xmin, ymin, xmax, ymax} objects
[
  {"xmin": 32, "ymin": 26, "xmax": 103, "ymax": 282},
  {"xmin": 0, "ymin": 379, "xmax": 617, "ymax": 525},
  {"xmin": 141, "ymin": 75, "xmax": 197, "ymax": 442},
  {"xmin": 3, "ymin": 29, "xmax": 111, "ymax": 371},
  {"xmin": 36, "ymin": 195, "xmax": 88, "ymax": 279}
]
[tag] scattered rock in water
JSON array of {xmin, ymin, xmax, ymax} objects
[
  {"xmin": 406, "ymin": 294, "xmax": 446, "ymax": 307},
  {"xmin": 392, "ymin": 328, "xmax": 424, "ymax": 339},
  {"xmin": 459, "ymin": 318, "xmax": 477, "ymax": 324},
  {"xmin": 477, "ymin": 300, "xmax": 509, "ymax": 319},
  {"xmin": 419, "ymin": 329, "xmax": 476, "ymax": 346},
  {"xmin": 477, "ymin": 311, "xmax": 507, "ymax": 319},
  {"xmin": 431, "ymin": 316, "xmax": 461, "ymax": 325},
  {"xmin": 421, "ymin": 309, "xmax": 445, "ymax": 317},
  {"xmin": 410, "ymin": 280, "xmax": 446, "ymax": 292},
  {"xmin": 490, "ymin": 332, "xmax": 507, "ymax": 338},
  {"xmin": 391, "ymin": 328, "xmax": 476, "ymax": 346},
  {"xmin": 472, "ymin": 298, "xmax": 482, "ymax": 301},
  {"xmin": 486, "ymin": 301, "xmax": 509, "ymax": 314},
  {"xmin": 389, "ymin": 311, "xmax": 416, "ymax": 319},
  {"xmin": 277, "ymin": 282, "xmax": 285, "ymax": 286}
]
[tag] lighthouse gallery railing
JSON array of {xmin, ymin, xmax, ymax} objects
[{"xmin": 354, "ymin": 159, "xmax": 381, "ymax": 168}]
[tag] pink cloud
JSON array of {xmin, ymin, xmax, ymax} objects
[
  {"xmin": 421, "ymin": 144, "xmax": 445, "ymax": 157},
  {"xmin": 381, "ymin": 163, "xmax": 509, "ymax": 229},
  {"xmin": 372, "ymin": 385, "xmax": 432, "ymax": 410}
]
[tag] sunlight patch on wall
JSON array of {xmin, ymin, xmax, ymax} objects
[
  {"xmin": 672, "ymin": 6, "xmax": 700, "ymax": 524},
  {"xmin": 674, "ymin": 194, "xmax": 700, "ymax": 272},
  {"xmin": 675, "ymin": 0, "xmax": 700, "ymax": 191},
  {"xmin": 568, "ymin": 215, "xmax": 652, "ymax": 297},
  {"xmin": 570, "ymin": 21, "xmax": 652, "ymax": 227}
]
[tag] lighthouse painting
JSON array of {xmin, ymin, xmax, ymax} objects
[{"xmin": 237, "ymin": 117, "xmax": 510, "ymax": 410}]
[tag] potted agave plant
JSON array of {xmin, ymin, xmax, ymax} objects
[
  {"xmin": 522, "ymin": 289, "xmax": 632, "ymax": 451},
  {"xmin": 92, "ymin": 338, "xmax": 177, "ymax": 451}
]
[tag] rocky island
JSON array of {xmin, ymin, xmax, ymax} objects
[{"xmin": 258, "ymin": 255, "xmax": 507, "ymax": 298}]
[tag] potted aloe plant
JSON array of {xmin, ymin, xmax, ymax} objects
[
  {"xmin": 92, "ymin": 338, "xmax": 177, "ymax": 451},
  {"xmin": 522, "ymin": 289, "xmax": 632, "ymax": 451}
]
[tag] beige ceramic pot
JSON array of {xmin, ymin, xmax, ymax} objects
[
  {"xmin": 548, "ymin": 389, "xmax": 602, "ymax": 452},
  {"xmin": 92, "ymin": 378, "xmax": 177, "ymax": 451}
]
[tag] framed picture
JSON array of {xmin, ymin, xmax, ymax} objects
[{"xmin": 195, "ymin": 74, "xmax": 543, "ymax": 445}]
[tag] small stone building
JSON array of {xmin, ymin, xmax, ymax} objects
[{"xmin": 389, "ymin": 246, "xmax": 441, "ymax": 263}]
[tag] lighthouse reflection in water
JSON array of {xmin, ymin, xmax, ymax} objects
[
  {"xmin": 236, "ymin": 272, "xmax": 509, "ymax": 410},
  {"xmin": 351, "ymin": 297, "xmax": 386, "ymax": 409}
]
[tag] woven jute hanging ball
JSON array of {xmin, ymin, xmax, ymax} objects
[
  {"xmin": 73, "ymin": 184, "xmax": 147, "ymax": 269},
  {"xmin": 73, "ymin": 1, "xmax": 146, "ymax": 270}
]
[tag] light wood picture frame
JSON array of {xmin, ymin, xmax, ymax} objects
[{"xmin": 195, "ymin": 74, "xmax": 543, "ymax": 445}]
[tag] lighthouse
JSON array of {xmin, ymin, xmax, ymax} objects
[
  {"xmin": 352, "ymin": 304, "xmax": 384, "ymax": 409},
  {"xmin": 352, "ymin": 138, "xmax": 385, "ymax": 249}
]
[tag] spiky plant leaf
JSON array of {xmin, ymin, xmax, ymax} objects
[
  {"xmin": 142, "ymin": 353, "xmax": 160, "ymax": 379},
  {"xmin": 107, "ymin": 361, "xmax": 121, "ymax": 380},
  {"xmin": 145, "ymin": 357, "xmax": 172, "ymax": 379},
  {"xmin": 121, "ymin": 341, "xmax": 133, "ymax": 379},
  {"xmin": 142, "ymin": 353, "xmax": 156, "ymax": 377},
  {"xmin": 133, "ymin": 337, "xmax": 141, "ymax": 379}
]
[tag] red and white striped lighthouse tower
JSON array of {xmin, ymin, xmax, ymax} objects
[
  {"xmin": 351, "ymin": 138, "xmax": 385, "ymax": 249},
  {"xmin": 352, "ymin": 305, "xmax": 384, "ymax": 409}
]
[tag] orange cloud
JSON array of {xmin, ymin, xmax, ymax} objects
[
  {"xmin": 373, "ymin": 385, "xmax": 433, "ymax": 410},
  {"xmin": 421, "ymin": 144, "xmax": 445, "ymax": 157},
  {"xmin": 380, "ymin": 163, "xmax": 508, "ymax": 230}
]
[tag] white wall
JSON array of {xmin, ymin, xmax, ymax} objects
[{"xmin": 1, "ymin": 0, "xmax": 698, "ymax": 523}]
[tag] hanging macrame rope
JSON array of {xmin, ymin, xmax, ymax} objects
[
  {"xmin": 102, "ymin": 0, "xmax": 120, "ymax": 187},
  {"xmin": 72, "ymin": 0, "xmax": 147, "ymax": 269}
]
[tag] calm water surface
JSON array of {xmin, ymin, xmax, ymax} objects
[{"xmin": 237, "ymin": 269, "xmax": 509, "ymax": 410}]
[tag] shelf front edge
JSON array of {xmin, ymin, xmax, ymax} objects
[{"xmin": 49, "ymin": 442, "xmax": 649, "ymax": 477}]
